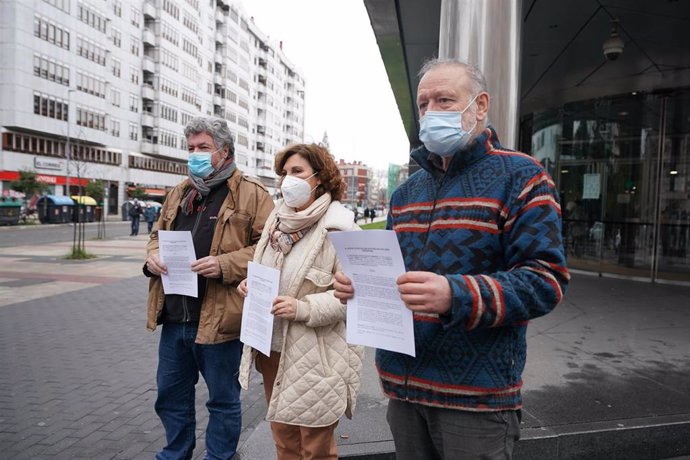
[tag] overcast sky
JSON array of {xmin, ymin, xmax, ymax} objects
[{"xmin": 239, "ymin": 0, "xmax": 411, "ymax": 171}]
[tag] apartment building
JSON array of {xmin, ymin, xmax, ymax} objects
[
  {"xmin": 0, "ymin": 0, "xmax": 304, "ymax": 215},
  {"xmin": 337, "ymin": 159, "xmax": 370, "ymax": 210}
]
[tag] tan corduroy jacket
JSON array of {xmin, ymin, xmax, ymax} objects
[
  {"xmin": 146, "ymin": 168, "xmax": 274, "ymax": 344},
  {"xmin": 239, "ymin": 200, "xmax": 365, "ymax": 427}
]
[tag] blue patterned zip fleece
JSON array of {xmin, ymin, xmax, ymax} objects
[{"xmin": 376, "ymin": 127, "xmax": 570, "ymax": 411}]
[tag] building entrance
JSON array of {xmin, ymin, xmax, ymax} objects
[{"xmin": 525, "ymin": 89, "xmax": 690, "ymax": 283}]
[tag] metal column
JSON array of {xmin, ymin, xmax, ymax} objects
[{"xmin": 439, "ymin": 0, "xmax": 522, "ymax": 149}]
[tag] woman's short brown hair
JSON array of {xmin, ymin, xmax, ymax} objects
[{"xmin": 274, "ymin": 143, "xmax": 345, "ymax": 201}]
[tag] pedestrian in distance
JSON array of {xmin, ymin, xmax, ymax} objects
[
  {"xmin": 334, "ymin": 58, "xmax": 570, "ymax": 460},
  {"xmin": 237, "ymin": 143, "xmax": 364, "ymax": 460},
  {"xmin": 129, "ymin": 198, "xmax": 143, "ymax": 236},
  {"xmin": 143, "ymin": 116, "xmax": 274, "ymax": 460},
  {"xmin": 364, "ymin": 207, "xmax": 371, "ymax": 222},
  {"xmin": 369, "ymin": 207, "xmax": 375, "ymax": 223},
  {"xmin": 144, "ymin": 204, "xmax": 157, "ymax": 234}
]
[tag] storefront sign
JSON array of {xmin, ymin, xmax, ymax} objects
[
  {"xmin": 34, "ymin": 158, "xmax": 64, "ymax": 171},
  {"xmin": 582, "ymin": 173, "xmax": 600, "ymax": 199}
]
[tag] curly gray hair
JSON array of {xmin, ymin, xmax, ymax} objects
[
  {"xmin": 184, "ymin": 117, "xmax": 235, "ymax": 158},
  {"xmin": 418, "ymin": 58, "xmax": 488, "ymax": 95}
]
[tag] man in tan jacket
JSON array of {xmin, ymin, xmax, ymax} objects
[{"xmin": 144, "ymin": 117, "xmax": 273, "ymax": 460}]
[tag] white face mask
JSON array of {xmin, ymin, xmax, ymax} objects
[{"xmin": 281, "ymin": 172, "xmax": 317, "ymax": 208}]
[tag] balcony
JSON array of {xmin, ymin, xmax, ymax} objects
[
  {"xmin": 215, "ymin": 10, "xmax": 225, "ymax": 23},
  {"xmin": 142, "ymin": 28, "xmax": 155, "ymax": 46},
  {"xmin": 141, "ymin": 113, "xmax": 154, "ymax": 128},
  {"xmin": 142, "ymin": 84, "xmax": 155, "ymax": 100},
  {"xmin": 213, "ymin": 73, "xmax": 223, "ymax": 85},
  {"xmin": 143, "ymin": 1, "xmax": 156, "ymax": 19},
  {"xmin": 214, "ymin": 51, "xmax": 224, "ymax": 65},
  {"xmin": 256, "ymin": 142, "xmax": 265, "ymax": 152},
  {"xmin": 257, "ymin": 166, "xmax": 274, "ymax": 179},
  {"xmin": 141, "ymin": 140, "xmax": 153, "ymax": 154},
  {"xmin": 142, "ymin": 56, "xmax": 155, "ymax": 73},
  {"xmin": 213, "ymin": 94, "xmax": 223, "ymax": 106},
  {"xmin": 215, "ymin": 31, "xmax": 224, "ymax": 44},
  {"xmin": 258, "ymin": 75, "xmax": 267, "ymax": 86}
]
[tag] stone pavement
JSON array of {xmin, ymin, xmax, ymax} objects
[{"xmin": 1, "ymin": 233, "xmax": 690, "ymax": 459}]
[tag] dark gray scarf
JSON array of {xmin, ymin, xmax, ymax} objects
[{"xmin": 180, "ymin": 161, "xmax": 237, "ymax": 215}]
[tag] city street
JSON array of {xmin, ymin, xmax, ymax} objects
[{"xmin": 1, "ymin": 227, "xmax": 690, "ymax": 459}]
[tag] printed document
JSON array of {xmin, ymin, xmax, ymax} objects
[
  {"xmin": 240, "ymin": 261, "xmax": 280, "ymax": 357},
  {"xmin": 329, "ymin": 230, "xmax": 415, "ymax": 356},
  {"xmin": 158, "ymin": 230, "xmax": 198, "ymax": 298}
]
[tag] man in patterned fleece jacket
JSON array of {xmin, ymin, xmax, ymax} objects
[{"xmin": 334, "ymin": 59, "xmax": 569, "ymax": 459}]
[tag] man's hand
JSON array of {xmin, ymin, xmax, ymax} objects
[
  {"xmin": 191, "ymin": 256, "xmax": 221, "ymax": 278},
  {"xmin": 272, "ymin": 296, "xmax": 297, "ymax": 320},
  {"xmin": 333, "ymin": 271, "xmax": 354, "ymax": 305},
  {"xmin": 397, "ymin": 271, "xmax": 452, "ymax": 314},
  {"xmin": 237, "ymin": 278, "xmax": 248, "ymax": 297},
  {"xmin": 146, "ymin": 251, "xmax": 168, "ymax": 276}
]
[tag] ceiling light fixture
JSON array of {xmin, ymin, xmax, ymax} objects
[{"xmin": 603, "ymin": 19, "xmax": 624, "ymax": 61}]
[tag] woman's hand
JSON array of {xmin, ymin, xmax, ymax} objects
[
  {"xmin": 146, "ymin": 251, "xmax": 167, "ymax": 276},
  {"xmin": 333, "ymin": 271, "xmax": 354, "ymax": 304},
  {"xmin": 272, "ymin": 296, "xmax": 297, "ymax": 320},
  {"xmin": 237, "ymin": 278, "xmax": 248, "ymax": 297}
]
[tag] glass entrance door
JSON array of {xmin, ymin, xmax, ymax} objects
[{"xmin": 525, "ymin": 89, "xmax": 690, "ymax": 283}]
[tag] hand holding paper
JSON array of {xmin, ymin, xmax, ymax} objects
[
  {"xmin": 240, "ymin": 262, "xmax": 280, "ymax": 357},
  {"xmin": 158, "ymin": 230, "xmax": 198, "ymax": 297},
  {"xmin": 328, "ymin": 230, "xmax": 415, "ymax": 357}
]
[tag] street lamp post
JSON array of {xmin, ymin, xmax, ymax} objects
[{"xmin": 65, "ymin": 89, "xmax": 75, "ymax": 197}]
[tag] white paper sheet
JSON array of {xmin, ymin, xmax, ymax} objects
[
  {"xmin": 158, "ymin": 230, "xmax": 198, "ymax": 298},
  {"xmin": 329, "ymin": 230, "xmax": 415, "ymax": 357},
  {"xmin": 240, "ymin": 261, "xmax": 280, "ymax": 357}
]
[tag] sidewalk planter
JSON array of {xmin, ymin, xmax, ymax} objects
[
  {"xmin": 36, "ymin": 195, "xmax": 74, "ymax": 224},
  {"xmin": 71, "ymin": 196, "xmax": 97, "ymax": 223},
  {"xmin": 0, "ymin": 196, "xmax": 22, "ymax": 225}
]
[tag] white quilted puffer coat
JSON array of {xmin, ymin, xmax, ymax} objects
[{"xmin": 238, "ymin": 199, "xmax": 365, "ymax": 427}]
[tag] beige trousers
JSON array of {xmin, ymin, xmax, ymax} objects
[{"xmin": 256, "ymin": 351, "xmax": 338, "ymax": 460}]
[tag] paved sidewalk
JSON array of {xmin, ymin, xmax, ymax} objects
[{"xmin": 1, "ymin": 235, "xmax": 689, "ymax": 459}]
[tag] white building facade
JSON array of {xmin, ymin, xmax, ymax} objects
[{"xmin": 0, "ymin": 0, "xmax": 304, "ymax": 215}]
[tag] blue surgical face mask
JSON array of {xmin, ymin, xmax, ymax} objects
[
  {"xmin": 188, "ymin": 147, "xmax": 221, "ymax": 178},
  {"xmin": 419, "ymin": 94, "xmax": 479, "ymax": 157}
]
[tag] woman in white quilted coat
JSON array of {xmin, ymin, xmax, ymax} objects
[{"xmin": 237, "ymin": 143, "xmax": 364, "ymax": 459}]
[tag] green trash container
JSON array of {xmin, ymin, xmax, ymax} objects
[{"xmin": 0, "ymin": 196, "xmax": 22, "ymax": 225}]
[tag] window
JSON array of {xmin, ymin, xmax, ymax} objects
[
  {"xmin": 77, "ymin": 36, "xmax": 107, "ymax": 65},
  {"xmin": 130, "ymin": 36, "xmax": 140, "ymax": 56},
  {"xmin": 129, "ymin": 66, "xmax": 139, "ymax": 84},
  {"xmin": 111, "ymin": 28, "xmax": 121, "ymax": 47},
  {"xmin": 33, "ymin": 54, "xmax": 69, "ymax": 86},
  {"xmin": 159, "ymin": 77, "xmax": 179, "ymax": 97},
  {"xmin": 111, "ymin": 88, "xmax": 121, "ymax": 107},
  {"xmin": 76, "ymin": 106, "xmax": 107, "ymax": 131},
  {"xmin": 161, "ymin": 21, "xmax": 179, "ymax": 46},
  {"xmin": 43, "ymin": 0, "xmax": 70, "ymax": 13},
  {"xmin": 129, "ymin": 123, "xmax": 138, "ymax": 141},
  {"xmin": 129, "ymin": 93, "xmax": 139, "ymax": 113},
  {"xmin": 33, "ymin": 15, "xmax": 70, "ymax": 50},
  {"xmin": 162, "ymin": 0, "xmax": 179, "ymax": 20},
  {"xmin": 160, "ymin": 49, "xmax": 179, "ymax": 71},
  {"xmin": 78, "ymin": 2, "xmax": 107, "ymax": 33},
  {"xmin": 160, "ymin": 104, "xmax": 178, "ymax": 122},
  {"xmin": 111, "ymin": 58, "xmax": 121, "ymax": 78},
  {"xmin": 33, "ymin": 92, "xmax": 68, "ymax": 121},
  {"xmin": 76, "ymin": 71, "xmax": 106, "ymax": 98},
  {"xmin": 110, "ymin": 119, "xmax": 120, "ymax": 137},
  {"xmin": 130, "ymin": 6, "xmax": 141, "ymax": 28},
  {"xmin": 113, "ymin": 0, "xmax": 122, "ymax": 17}
]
